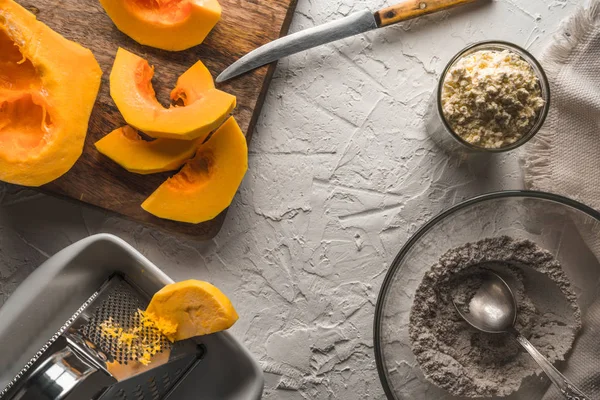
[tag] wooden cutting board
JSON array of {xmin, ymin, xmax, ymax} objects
[{"xmin": 16, "ymin": 0, "xmax": 297, "ymax": 239}]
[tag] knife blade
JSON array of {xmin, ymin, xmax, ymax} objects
[{"xmin": 217, "ymin": 0, "xmax": 483, "ymax": 83}]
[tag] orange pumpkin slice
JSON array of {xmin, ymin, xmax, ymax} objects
[
  {"xmin": 0, "ymin": 0, "xmax": 101, "ymax": 187},
  {"xmin": 142, "ymin": 116, "xmax": 247, "ymax": 223},
  {"xmin": 110, "ymin": 48, "xmax": 235, "ymax": 141},
  {"xmin": 95, "ymin": 125, "xmax": 201, "ymax": 174},
  {"xmin": 99, "ymin": 0, "xmax": 221, "ymax": 51},
  {"xmin": 146, "ymin": 280, "xmax": 238, "ymax": 341}
]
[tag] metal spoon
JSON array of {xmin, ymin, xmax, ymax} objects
[{"xmin": 453, "ymin": 271, "xmax": 590, "ymax": 400}]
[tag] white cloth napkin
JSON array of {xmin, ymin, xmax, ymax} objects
[
  {"xmin": 523, "ymin": 1, "xmax": 600, "ymax": 398},
  {"xmin": 523, "ymin": 1, "xmax": 600, "ymax": 209}
]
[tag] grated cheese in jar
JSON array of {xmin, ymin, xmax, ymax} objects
[{"xmin": 441, "ymin": 49, "xmax": 545, "ymax": 149}]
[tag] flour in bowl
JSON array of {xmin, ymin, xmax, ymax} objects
[{"xmin": 409, "ymin": 236, "xmax": 581, "ymax": 397}]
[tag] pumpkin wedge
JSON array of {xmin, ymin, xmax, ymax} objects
[
  {"xmin": 142, "ymin": 116, "xmax": 247, "ymax": 223},
  {"xmin": 0, "ymin": 0, "xmax": 102, "ymax": 187},
  {"xmin": 147, "ymin": 280, "xmax": 238, "ymax": 341},
  {"xmin": 95, "ymin": 126, "xmax": 201, "ymax": 174},
  {"xmin": 110, "ymin": 48, "xmax": 235, "ymax": 141},
  {"xmin": 99, "ymin": 0, "xmax": 221, "ymax": 51}
]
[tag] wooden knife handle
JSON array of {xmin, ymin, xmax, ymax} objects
[{"xmin": 375, "ymin": 0, "xmax": 480, "ymax": 27}]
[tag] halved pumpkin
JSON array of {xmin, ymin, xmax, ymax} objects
[
  {"xmin": 142, "ymin": 116, "xmax": 247, "ymax": 223},
  {"xmin": 99, "ymin": 0, "xmax": 221, "ymax": 51},
  {"xmin": 110, "ymin": 48, "xmax": 235, "ymax": 141},
  {"xmin": 0, "ymin": 0, "xmax": 102, "ymax": 187},
  {"xmin": 95, "ymin": 126, "xmax": 202, "ymax": 174}
]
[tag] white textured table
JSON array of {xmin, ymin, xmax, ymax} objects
[{"xmin": 0, "ymin": 1, "xmax": 582, "ymax": 398}]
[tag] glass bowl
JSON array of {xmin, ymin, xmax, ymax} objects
[
  {"xmin": 427, "ymin": 41, "xmax": 550, "ymax": 153},
  {"xmin": 374, "ymin": 191, "xmax": 600, "ymax": 399}
]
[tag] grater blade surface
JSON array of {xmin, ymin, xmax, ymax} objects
[
  {"xmin": 98, "ymin": 348, "xmax": 201, "ymax": 400},
  {"xmin": 78, "ymin": 277, "xmax": 173, "ymax": 366},
  {"xmin": 78, "ymin": 277, "xmax": 203, "ymax": 400}
]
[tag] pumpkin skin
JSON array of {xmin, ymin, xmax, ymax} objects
[
  {"xmin": 142, "ymin": 116, "xmax": 247, "ymax": 223},
  {"xmin": 0, "ymin": 0, "xmax": 102, "ymax": 187},
  {"xmin": 110, "ymin": 48, "xmax": 236, "ymax": 141},
  {"xmin": 99, "ymin": 0, "xmax": 221, "ymax": 51},
  {"xmin": 95, "ymin": 126, "xmax": 202, "ymax": 174}
]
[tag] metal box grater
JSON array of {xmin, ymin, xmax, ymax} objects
[
  {"xmin": 0, "ymin": 275, "xmax": 203, "ymax": 400},
  {"xmin": 0, "ymin": 234, "xmax": 264, "ymax": 400}
]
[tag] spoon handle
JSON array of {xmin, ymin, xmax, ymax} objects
[{"xmin": 513, "ymin": 331, "xmax": 590, "ymax": 400}]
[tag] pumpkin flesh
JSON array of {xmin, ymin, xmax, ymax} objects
[
  {"xmin": 110, "ymin": 48, "xmax": 236, "ymax": 141},
  {"xmin": 0, "ymin": 0, "xmax": 102, "ymax": 187},
  {"xmin": 100, "ymin": 0, "xmax": 221, "ymax": 51},
  {"xmin": 146, "ymin": 280, "xmax": 238, "ymax": 341},
  {"xmin": 0, "ymin": 29, "xmax": 40, "ymax": 91},
  {"xmin": 0, "ymin": 92, "xmax": 51, "ymax": 161},
  {"xmin": 95, "ymin": 125, "xmax": 202, "ymax": 174},
  {"xmin": 142, "ymin": 116, "xmax": 247, "ymax": 223}
]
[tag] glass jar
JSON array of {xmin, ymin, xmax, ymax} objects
[{"xmin": 425, "ymin": 41, "xmax": 550, "ymax": 154}]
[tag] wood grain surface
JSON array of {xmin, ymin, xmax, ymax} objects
[
  {"xmin": 375, "ymin": 0, "xmax": 479, "ymax": 27},
  {"xmin": 14, "ymin": 0, "xmax": 297, "ymax": 239}
]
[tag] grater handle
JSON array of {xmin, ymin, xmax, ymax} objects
[
  {"xmin": 16, "ymin": 347, "xmax": 94, "ymax": 400},
  {"xmin": 5, "ymin": 344, "xmax": 112, "ymax": 400}
]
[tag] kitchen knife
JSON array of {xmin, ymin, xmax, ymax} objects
[{"xmin": 217, "ymin": 0, "xmax": 482, "ymax": 83}]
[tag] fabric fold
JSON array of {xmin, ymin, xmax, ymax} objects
[{"xmin": 522, "ymin": 2, "xmax": 600, "ymax": 398}]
